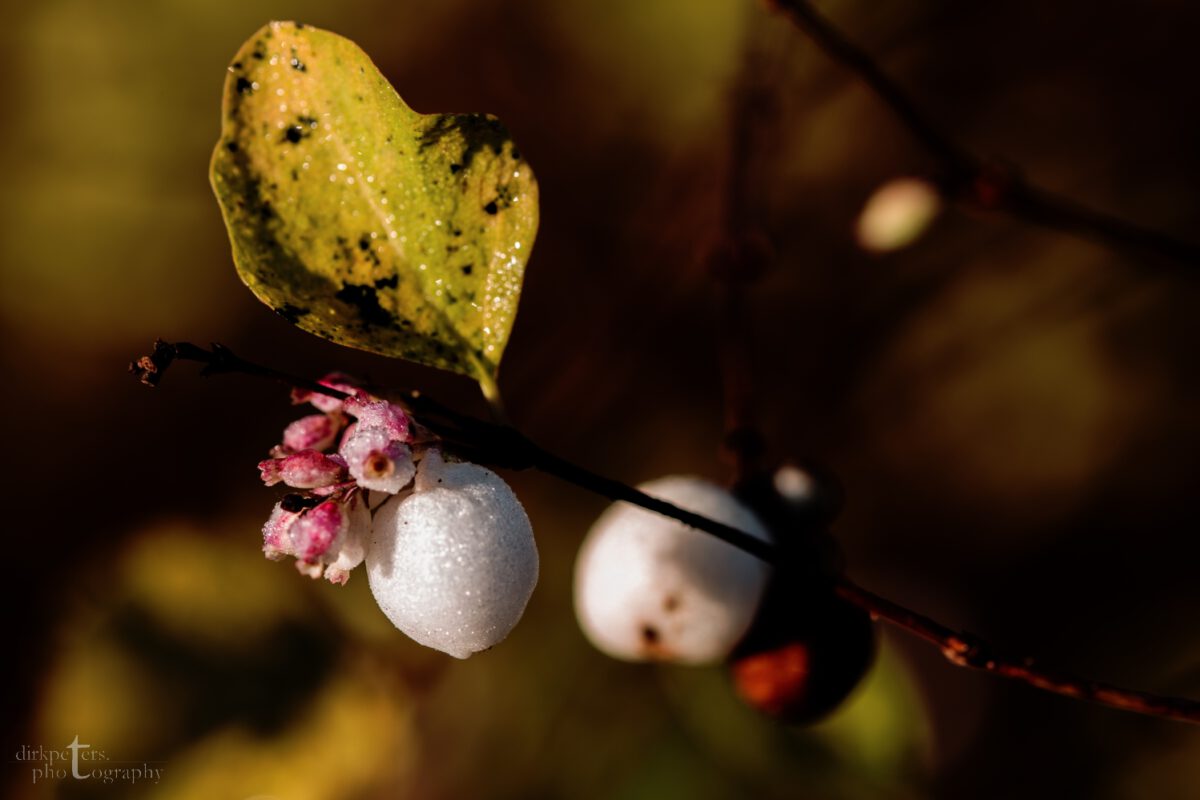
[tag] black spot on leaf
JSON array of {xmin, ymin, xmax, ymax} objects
[
  {"xmin": 335, "ymin": 283, "xmax": 394, "ymax": 327},
  {"xmin": 419, "ymin": 113, "xmax": 513, "ymax": 173},
  {"xmin": 276, "ymin": 304, "xmax": 309, "ymax": 324},
  {"xmin": 358, "ymin": 234, "xmax": 381, "ymax": 266}
]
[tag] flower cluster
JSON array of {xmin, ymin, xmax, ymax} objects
[
  {"xmin": 257, "ymin": 374, "xmax": 416, "ymax": 585},
  {"xmin": 255, "ymin": 373, "xmax": 540, "ymax": 658}
]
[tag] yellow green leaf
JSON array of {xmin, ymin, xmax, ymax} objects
[{"xmin": 210, "ymin": 21, "xmax": 537, "ymax": 395}]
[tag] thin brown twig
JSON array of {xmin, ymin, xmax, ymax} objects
[
  {"xmin": 766, "ymin": 0, "xmax": 1200, "ymax": 267},
  {"xmin": 835, "ymin": 579, "xmax": 1200, "ymax": 724},
  {"xmin": 132, "ymin": 339, "xmax": 1200, "ymax": 724},
  {"xmin": 710, "ymin": 28, "xmax": 780, "ymax": 482}
]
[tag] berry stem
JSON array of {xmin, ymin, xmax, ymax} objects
[
  {"xmin": 764, "ymin": 0, "xmax": 1200, "ymax": 268},
  {"xmin": 476, "ymin": 372, "xmax": 508, "ymax": 424}
]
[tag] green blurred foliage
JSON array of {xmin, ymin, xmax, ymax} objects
[{"xmin": 28, "ymin": 523, "xmax": 933, "ymax": 799}]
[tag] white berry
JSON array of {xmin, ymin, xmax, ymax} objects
[
  {"xmin": 855, "ymin": 177, "xmax": 941, "ymax": 252},
  {"xmin": 366, "ymin": 450, "xmax": 538, "ymax": 658},
  {"xmin": 574, "ymin": 475, "xmax": 772, "ymax": 665}
]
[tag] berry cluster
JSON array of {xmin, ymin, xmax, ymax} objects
[
  {"xmin": 257, "ymin": 374, "xmax": 539, "ymax": 658},
  {"xmin": 256, "ymin": 375, "xmax": 866, "ymax": 714}
]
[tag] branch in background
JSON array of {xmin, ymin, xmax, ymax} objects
[
  {"xmin": 709, "ymin": 23, "xmax": 781, "ymax": 482},
  {"xmin": 766, "ymin": 0, "xmax": 1200, "ymax": 268},
  {"xmin": 132, "ymin": 339, "xmax": 1200, "ymax": 724},
  {"xmin": 836, "ymin": 579, "xmax": 1200, "ymax": 723}
]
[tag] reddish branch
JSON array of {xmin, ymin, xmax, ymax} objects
[
  {"xmin": 836, "ymin": 579, "xmax": 1200, "ymax": 723},
  {"xmin": 133, "ymin": 340, "xmax": 1200, "ymax": 724},
  {"xmin": 766, "ymin": 0, "xmax": 1200, "ymax": 267}
]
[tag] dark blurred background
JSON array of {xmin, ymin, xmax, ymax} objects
[{"xmin": 3, "ymin": 1, "xmax": 1199, "ymax": 798}]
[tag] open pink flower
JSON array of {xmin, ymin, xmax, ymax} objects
[
  {"xmin": 339, "ymin": 425, "xmax": 415, "ymax": 494},
  {"xmin": 343, "ymin": 396, "xmax": 410, "ymax": 442},
  {"xmin": 290, "ymin": 372, "xmax": 366, "ymax": 414}
]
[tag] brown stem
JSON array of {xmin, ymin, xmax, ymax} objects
[
  {"xmin": 711, "ymin": 31, "xmax": 779, "ymax": 480},
  {"xmin": 766, "ymin": 0, "xmax": 1200, "ymax": 268},
  {"xmin": 835, "ymin": 579, "xmax": 1200, "ymax": 724},
  {"xmin": 130, "ymin": 339, "xmax": 353, "ymax": 400}
]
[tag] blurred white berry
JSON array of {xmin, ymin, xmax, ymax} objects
[
  {"xmin": 574, "ymin": 476, "xmax": 772, "ymax": 665},
  {"xmin": 855, "ymin": 177, "xmax": 941, "ymax": 253},
  {"xmin": 366, "ymin": 450, "xmax": 538, "ymax": 659},
  {"xmin": 773, "ymin": 463, "xmax": 816, "ymax": 503}
]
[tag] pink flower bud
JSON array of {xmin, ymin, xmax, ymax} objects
[
  {"xmin": 339, "ymin": 425, "xmax": 415, "ymax": 494},
  {"xmin": 262, "ymin": 502, "xmax": 301, "ymax": 560},
  {"xmin": 290, "ymin": 372, "xmax": 365, "ymax": 413},
  {"xmin": 343, "ymin": 396, "xmax": 410, "ymax": 442},
  {"xmin": 324, "ymin": 565, "xmax": 352, "ymax": 585},
  {"xmin": 282, "ymin": 413, "xmax": 343, "ymax": 452},
  {"xmin": 258, "ymin": 451, "xmax": 348, "ymax": 488},
  {"xmin": 310, "ymin": 480, "xmax": 357, "ymax": 497},
  {"xmin": 261, "ymin": 495, "xmax": 368, "ymax": 584},
  {"xmin": 324, "ymin": 494, "xmax": 370, "ymax": 585},
  {"xmin": 291, "ymin": 500, "xmax": 348, "ymax": 562}
]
